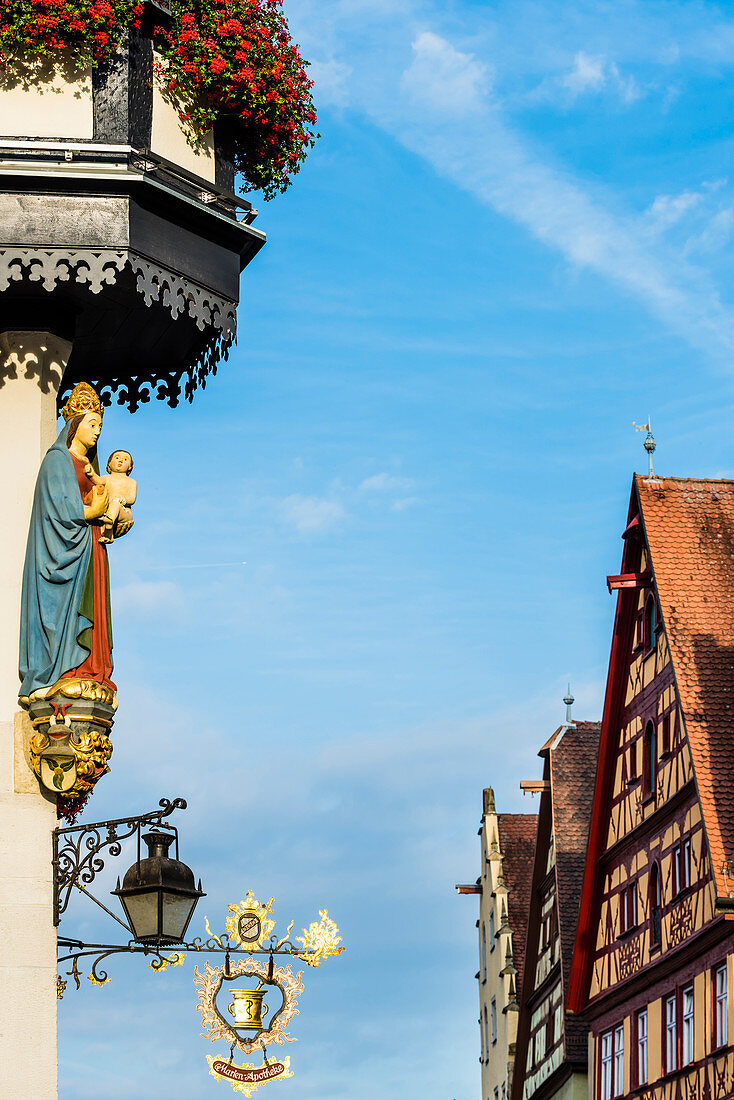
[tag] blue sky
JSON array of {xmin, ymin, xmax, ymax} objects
[{"xmin": 59, "ymin": 2, "xmax": 734, "ymax": 1097}]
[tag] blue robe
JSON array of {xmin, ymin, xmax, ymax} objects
[{"xmin": 19, "ymin": 423, "xmax": 94, "ymax": 699}]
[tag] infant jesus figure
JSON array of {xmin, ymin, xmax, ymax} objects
[{"xmin": 84, "ymin": 450, "xmax": 137, "ymax": 544}]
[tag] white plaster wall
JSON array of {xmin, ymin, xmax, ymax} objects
[
  {"xmin": 0, "ymin": 60, "xmax": 93, "ymax": 139},
  {"xmin": 479, "ymin": 806, "xmax": 518, "ymax": 1100},
  {"xmin": 555, "ymin": 1071, "xmax": 589, "ymax": 1100},
  {"xmin": 151, "ymin": 57, "xmax": 216, "ymax": 182},
  {"xmin": 0, "ymin": 332, "xmax": 68, "ymax": 1099}
]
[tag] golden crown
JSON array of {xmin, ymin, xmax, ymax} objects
[{"xmin": 61, "ymin": 382, "xmax": 103, "ymax": 423}]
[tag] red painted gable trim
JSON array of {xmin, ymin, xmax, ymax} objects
[{"xmin": 567, "ymin": 481, "xmax": 640, "ymax": 1014}]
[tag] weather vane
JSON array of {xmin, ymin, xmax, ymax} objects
[{"xmin": 633, "ymin": 418, "xmax": 656, "ymax": 479}]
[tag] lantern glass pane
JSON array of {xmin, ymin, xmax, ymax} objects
[
  {"xmin": 122, "ymin": 891, "xmax": 160, "ymax": 940},
  {"xmin": 162, "ymin": 892, "xmax": 197, "ymax": 941}
]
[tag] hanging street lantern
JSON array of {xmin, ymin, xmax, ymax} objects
[{"xmin": 112, "ymin": 829, "xmax": 205, "ymax": 945}]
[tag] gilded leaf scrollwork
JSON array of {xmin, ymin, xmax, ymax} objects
[{"xmin": 295, "ymin": 909, "xmax": 346, "ymax": 967}]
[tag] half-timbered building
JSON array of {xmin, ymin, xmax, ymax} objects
[
  {"xmin": 512, "ymin": 720, "xmax": 600, "ymax": 1100},
  {"xmin": 459, "ymin": 788, "xmax": 537, "ymax": 1100},
  {"xmin": 567, "ymin": 475, "xmax": 734, "ymax": 1100}
]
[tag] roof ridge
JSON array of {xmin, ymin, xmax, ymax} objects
[{"xmin": 635, "ymin": 474, "xmax": 734, "ymax": 486}]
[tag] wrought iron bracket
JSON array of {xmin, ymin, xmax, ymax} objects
[
  {"xmin": 56, "ymin": 934, "xmax": 304, "ymax": 999},
  {"xmin": 52, "ymin": 796, "xmax": 187, "ymax": 926}
]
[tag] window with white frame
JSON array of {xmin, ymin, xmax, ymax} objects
[
  {"xmin": 600, "ymin": 1030, "xmax": 613, "ymax": 1100},
  {"xmin": 614, "ymin": 1024, "xmax": 624, "ymax": 1097},
  {"xmin": 672, "ymin": 840, "xmax": 691, "ymax": 896},
  {"xmin": 535, "ymin": 1024, "xmax": 546, "ymax": 1064},
  {"xmin": 636, "ymin": 1008, "xmax": 647, "ymax": 1087},
  {"xmin": 666, "ymin": 995, "xmax": 678, "ymax": 1072},
  {"xmin": 619, "ymin": 882, "xmax": 637, "ymax": 935},
  {"xmin": 649, "ymin": 861, "xmax": 662, "ymax": 948},
  {"xmin": 642, "ymin": 719, "xmax": 657, "ymax": 799},
  {"xmin": 682, "ymin": 986, "xmax": 694, "ymax": 1065},
  {"xmin": 715, "ymin": 964, "xmax": 728, "ymax": 1049},
  {"xmin": 489, "ymin": 906, "xmax": 495, "ymax": 950},
  {"xmin": 491, "ymin": 997, "xmax": 497, "ymax": 1045},
  {"xmin": 483, "ymin": 1006, "xmax": 488, "ymax": 1062},
  {"xmin": 481, "ymin": 923, "xmax": 487, "ymax": 980}
]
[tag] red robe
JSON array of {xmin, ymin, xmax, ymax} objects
[{"xmin": 62, "ymin": 455, "xmax": 116, "ymax": 689}]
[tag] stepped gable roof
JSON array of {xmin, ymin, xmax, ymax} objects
[
  {"xmin": 497, "ymin": 813, "xmax": 538, "ymax": 995},
  {"xmin": 548, "ymin": 721, "xmax": 602, "ymax": 994},
  {"xmin": 637, "ymin": 474, "xmax": 734, "ymax": 899}
]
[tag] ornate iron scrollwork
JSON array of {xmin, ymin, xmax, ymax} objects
[{"xmin": 52, "ymin": 796, "xmax": 187, "ymax": 925}]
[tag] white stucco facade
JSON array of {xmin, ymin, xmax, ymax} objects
[
  {"xmin": 478, "ymin": 789, "xmax": 522, "ymax": 1100},
  {"xmin": 0, "ymin": 331, "xmax": 68, "ymax": 1098},
  {"xmin": 151, "ymin": 55, "xmax": 216, "ymax": 182},
  {"xmin": 0, "ymin": 60, "xmax": 93, "ymax": 139}
]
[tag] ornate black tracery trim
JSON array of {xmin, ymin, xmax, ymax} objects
[{"xmin": 0, "ymin": 247, "xmax": 237, "ymax": 412}]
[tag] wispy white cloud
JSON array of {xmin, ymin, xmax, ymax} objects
[
  {"xmin": 280, "ymin": 493, "xmax": 346, "ymax": 533},
  {"xmin": 359, "ymin": 472, "xmax": 415, "ymax": 492},
  {"xmin": 563, "ymin": 51, "xmax": 606, "ymax": 95},
  {"xmin": 375, "ymin": 33, "xmax": 734, "ymax": 361},
  {"xmin": 400, "ymin": 30, "xmax": 488, "ymax": 114},
  {"xmin": 553, "ymin": 51, "xmax": 642, "ymax": 104},
  {"xmin": 309, "ymin": 56, "xmax": 353, "ymax": 107},
  {"xmin": 287, "ymin": 1, "xmax": 734, "ymax": 363},
  {"xmin": 289, "ymin": 0, "xmax": 734, "ymax": 362},
  {"xmin": 687, "ymin": 206, "xmax": 734, "ymax": 255},
  {"xmin": 391, "ymin": 496, "xmax": 419, "ymax": 512},
  {"xmin": 645, "ymin": 180, "xmax": 726, "ymax": 233},
  {"xmin": 647, "ymin": 188, "xmax": 706, "ymax": 229}
]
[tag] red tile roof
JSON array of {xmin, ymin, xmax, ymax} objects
[
  {"xmin": 637, "ymin": 474, "xmax": 734, "ymax": 899},
  {"xmin": 498, "ymin": 813, "xmax": 538, "ymax": 996}
]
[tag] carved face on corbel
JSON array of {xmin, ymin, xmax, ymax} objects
[{"xmin": 27, "ymin": 679, "xmax": 116, "ymax": 800}]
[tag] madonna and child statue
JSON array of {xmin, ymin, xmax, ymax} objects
[{"xmin": 18, "ymin": 382, "xmax": 137, "ymax": 811}]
